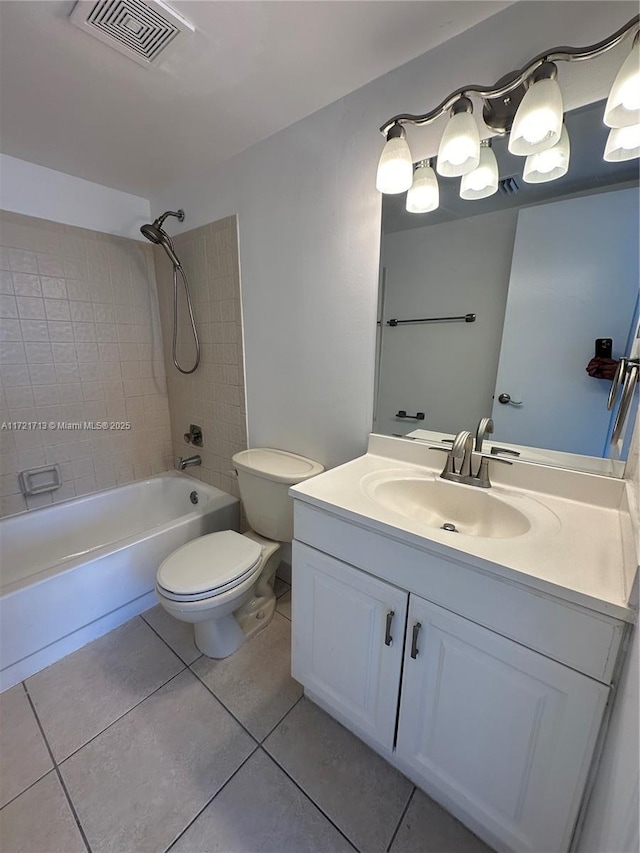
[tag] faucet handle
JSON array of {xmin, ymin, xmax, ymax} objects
[
  {"xmin": 476, "ymin": 453, "xmax": 513, "ymax": 488},
  {"xmin": 490, "ymin": 446, "xmax": 520, "ymax": 457},
  {"xmin": 479, "ymin": 454, "xmax": 513, "ymax": 465}
]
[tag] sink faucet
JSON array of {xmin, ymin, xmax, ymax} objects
[
  {"xmin": 452, "ymin": 430, "xmax": 474, "ymax": 479},
  {"xmin": 430, "ymin": 429, "xmax": 512, "ymax": 488},
  {"xmin": 179, "ymin": 455, "xmax": 202, "ymax": 470}
]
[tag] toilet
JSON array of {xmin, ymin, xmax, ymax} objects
[{"xmin": 155, "ymin": 448, "xmax": 324, "ymax": 658}]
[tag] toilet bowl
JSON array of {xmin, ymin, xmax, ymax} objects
[{"xmin": 155, "ymin": 448, "xmax": 323, "ymax": 658}]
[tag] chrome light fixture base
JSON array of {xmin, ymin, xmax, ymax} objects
[
  {"xmin": 378, "ymin": 17, "xmax": 639, "ymax": 138},
  {"xmin": 482, "ymin": 74, "xmax": 527, "ymax": 135},
  {"xmin": 376, "ymin": 15, "xmax": 639, "ymax": 199}
]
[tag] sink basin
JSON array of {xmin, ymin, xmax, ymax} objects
[{"xmin": 365, "ymin": 476, "xmax": 532, "ymax": 539}]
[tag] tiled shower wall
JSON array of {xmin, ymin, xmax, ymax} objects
[
  {"xmin": 155, "ymin": 216, "xmax": 247, "ymax": 500},
  {"xmin": 0, "ymin": 210, "xmax": 172, "ymax": 517}
]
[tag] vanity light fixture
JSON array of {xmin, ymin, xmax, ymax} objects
[
  {"xmin": 406, "ymin": 159, "xmax": 440, "ymax": 213},
  {"xmin": 508, "ymin": 63, "xmax": 563, "ymax": 156},
  {"xmin": 436, "ymin": 98, "xmax": 480, "ymax": 177},
  {"xmin": 376, "ymin": 16, "xmax": 639, "ymax": 202},
  {"xmin": 604, "ymin": 123, "xmax": 640, "ymax": 161},
  {"xmin": 460, "ymin": 140, "xmax": 499, "ymax": 199},
  {"xmin": 523, "ymin": 123, "xmax": 571, "ymax": 183},
  {"xmin": 604, "ymin": 32, "xmax": 640, "ymax": 127},
  {"xmin": 376, "ymin": 123, "xmax": 414, "ymax": 194}
]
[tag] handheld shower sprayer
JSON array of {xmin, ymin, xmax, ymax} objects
[
  {"xmin": 140, "ymin": 210, "xmax": 184, "ymax": 268},
  {"xmin": 140, "ymin": 209, "xmax": 200, "ymax": 375}
]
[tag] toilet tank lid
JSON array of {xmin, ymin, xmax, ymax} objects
[{"xmin": 232, "ymin": 448, "xmax": 324, "ymax": 484}]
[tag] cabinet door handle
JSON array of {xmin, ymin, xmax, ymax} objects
[
  {"xmin": 410, "ymin": 622, "xmax": 422, "ymax": 659},
  {"xmin": 384, "ymin": 610, "xmax": 394, "ymax": 646}
]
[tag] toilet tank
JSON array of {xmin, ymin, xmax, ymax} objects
[{"xmin": 232, "ymin": 448, "xmax": 324, "ymax": 542}]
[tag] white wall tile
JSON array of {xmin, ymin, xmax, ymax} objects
[
  {"xmin": 0, "ymin": 318, "xmax": 22, "ymax": 341},
  {"xmin": 44, "ymin": 299, "xmax": 71, "ymax": 321},
  {"xmin": 12, "ymin": 272, "xmax": 42, "ymax": 297},
  {"xmin": 20, "ymin": 319, "xmax": 49, "ymax": 341},
  {"xmin": 48, "ymin": 321, "xmax": 75, "ymax": 342},
  {"xmin": 40, "ymin": 277, "xmax": 67, "ymax": 299},
  {"xmin": 17, "ymin": 296, "xmax": 45, "ymax": 319},
  {"xmin": 0, "ymin": 211, "xmax": 172, "ymax": 517}
]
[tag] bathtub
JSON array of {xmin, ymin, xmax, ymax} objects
[{"xmin": 0, "ymin": 472, "xmax": 239, "ymax": 691}]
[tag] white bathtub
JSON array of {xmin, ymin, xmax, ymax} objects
[{"xmin": 0, "ymin": 472, "xmax": 239, "ymax": 691}]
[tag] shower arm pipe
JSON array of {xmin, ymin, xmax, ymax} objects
[
  {"xmin": 172, "ymin": 264, "xmax": 200, "ymax": 375},
  {"xmin": 156, "ymin": 209, "xmax": 184, "ymax": 227},
  {"xmin": 378, "ymin": 16, "xmax": 640, "ymax": 135}
]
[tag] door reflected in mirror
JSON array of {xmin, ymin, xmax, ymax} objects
[{"xmin": 374, "ymin": 100, "xmax": 639, "ymax": 476}]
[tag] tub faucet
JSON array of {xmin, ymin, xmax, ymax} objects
[{"xmin": 179, "ymin": 455, "xmax": 202, "ymax": 470}]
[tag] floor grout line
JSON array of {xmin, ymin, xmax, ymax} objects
[
  {"xmin": 259, "ymin": 744, "xmax": 361, "ymax": 853},
  {"xmin": 22, "ymin": 683, "xmax": 93, "ymax": 853},
  {"xmin": 386, "ymin": 785, "xmax": 416, "ymax": 852},
  {"xmin": 259, "ymin": 693, "xmax": 304, "ymax": 744},
  {"xmin": 185, "ymin": 619, "xmax": 302, "ymax": 747},
  {"xmin": 276, "ymin": 602, "xmax": 291, "ymax": 622},
  {"xmin": 187, "ymin": 665, "xmax": 262, "ymax": 745},
  {"xmin": 0, "ymin": 766, "xmax": 56, "ymax": 813},
  {"xmin": 275, "ymin": 581, "xmax": 291, "ymax": 600},
  {"xmin": 139, "ymin": 610, "xmax": 203, "ymax": 668},
  {"xmin": 41, "ymin": 667, "xmax": 187, "ymax": 767},
  {"xmin": 162, "ymin": 744, "xmax": 260, "ymax": 853}
]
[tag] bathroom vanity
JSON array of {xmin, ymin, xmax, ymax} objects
[{"xmin": 289, "ymin": 434, "xmax": 637, "ymax": 853}]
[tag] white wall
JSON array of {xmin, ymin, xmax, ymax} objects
[
  {"xmin": 150, "ymin": 1, "xmax": 637, "ymax": 469},
  {"xmin": 376, "ymin": 210, "xmax": 517, "ymax": 437},
  {"xmin": 0, "ymin": 154, "xmax": 150, "ymax": 240}
]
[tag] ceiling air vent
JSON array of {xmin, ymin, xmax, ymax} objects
[
  {"xmin": 70, "ymin": 0, "xmax": 194, "ymax": 68},
  {"xmin": 498, "ymin": 176, "xmax": 520, "ymax": 196}
]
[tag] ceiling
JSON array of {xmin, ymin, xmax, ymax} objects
[{"xmin": 0, "ymin": 1, "xmax": 510, "ymax": 199}]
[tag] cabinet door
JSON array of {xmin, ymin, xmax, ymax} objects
[
  {"xmin": 396, "ymin": 596, "xmax": 609, "ymax": 853},
  {"xmin": 292, "ymin": 541, "xmax": 408, "ymax": 751}
]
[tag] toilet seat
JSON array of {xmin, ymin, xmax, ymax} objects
[{"xmin": 157, "ymin": 530, "xmax": 262, "ymax": 602}]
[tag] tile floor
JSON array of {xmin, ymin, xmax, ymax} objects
[{"xmin": 0, "ymin": 578, "xmax": 493, "ymax": 853}]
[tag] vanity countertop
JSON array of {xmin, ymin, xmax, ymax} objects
[{"xmin": 290, "ymin": 435, "xmax": 638, "ymax": 622}]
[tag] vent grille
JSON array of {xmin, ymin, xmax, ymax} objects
[
  {"xmin": 70, "ymin": 0, "xmax": 194, "ymax": 67},
  {"xmin": 498, "ymin": 176, "xmax": 520, "ymax": 196}
]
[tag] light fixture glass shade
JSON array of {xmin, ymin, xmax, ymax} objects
[
  {"xmin": 508, "ymin": 76, "xmax": 564, "ymax": 156},
  {"xmin": 460, "ymin": 143, "xmax": 499, "ymax": 199},
  {"xmin": 376, "ymin": 134, "xmax": 414, "ymax": 194},
  {"xmin": 436, "ymin": 109, "xmax": 480, "ymax": 177},
  {"xmin": 406, "ymin": 161, "xmax": 439, "ymax": 213},
  {"xmin": 604, "ymin": 124, "xmax": 640, "ymax": 161},
  {"xmin": 523, "ymin": 124, "xmax": 570, "ymax": 183},
  {"xmin": 604, "ymin": 43, "xmax": 640, "ymax": 127}
]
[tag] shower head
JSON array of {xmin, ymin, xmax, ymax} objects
[
  {"xmin": 140, "ymin": 222, "xmax": 165, "ymax": 244},
  {"xmin": 140, "ymin": 210, "xmax": 184, "ymax": 268}
]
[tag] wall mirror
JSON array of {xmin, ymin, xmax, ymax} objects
[{"xmin": 373, "ymin": 99, "xmax": 639, "ymax": 476}]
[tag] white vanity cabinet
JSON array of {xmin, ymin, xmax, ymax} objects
[
  {"xmin": 291, "ymin": 543, "xmax": 408, "ymax": 751},
  {"xmin": 396, "ymin": 595, "xmax": 608, "ymax": 853},
  {"xmin": 291, "ymin": 536, "xmax": 615, "ymax": 853}
]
